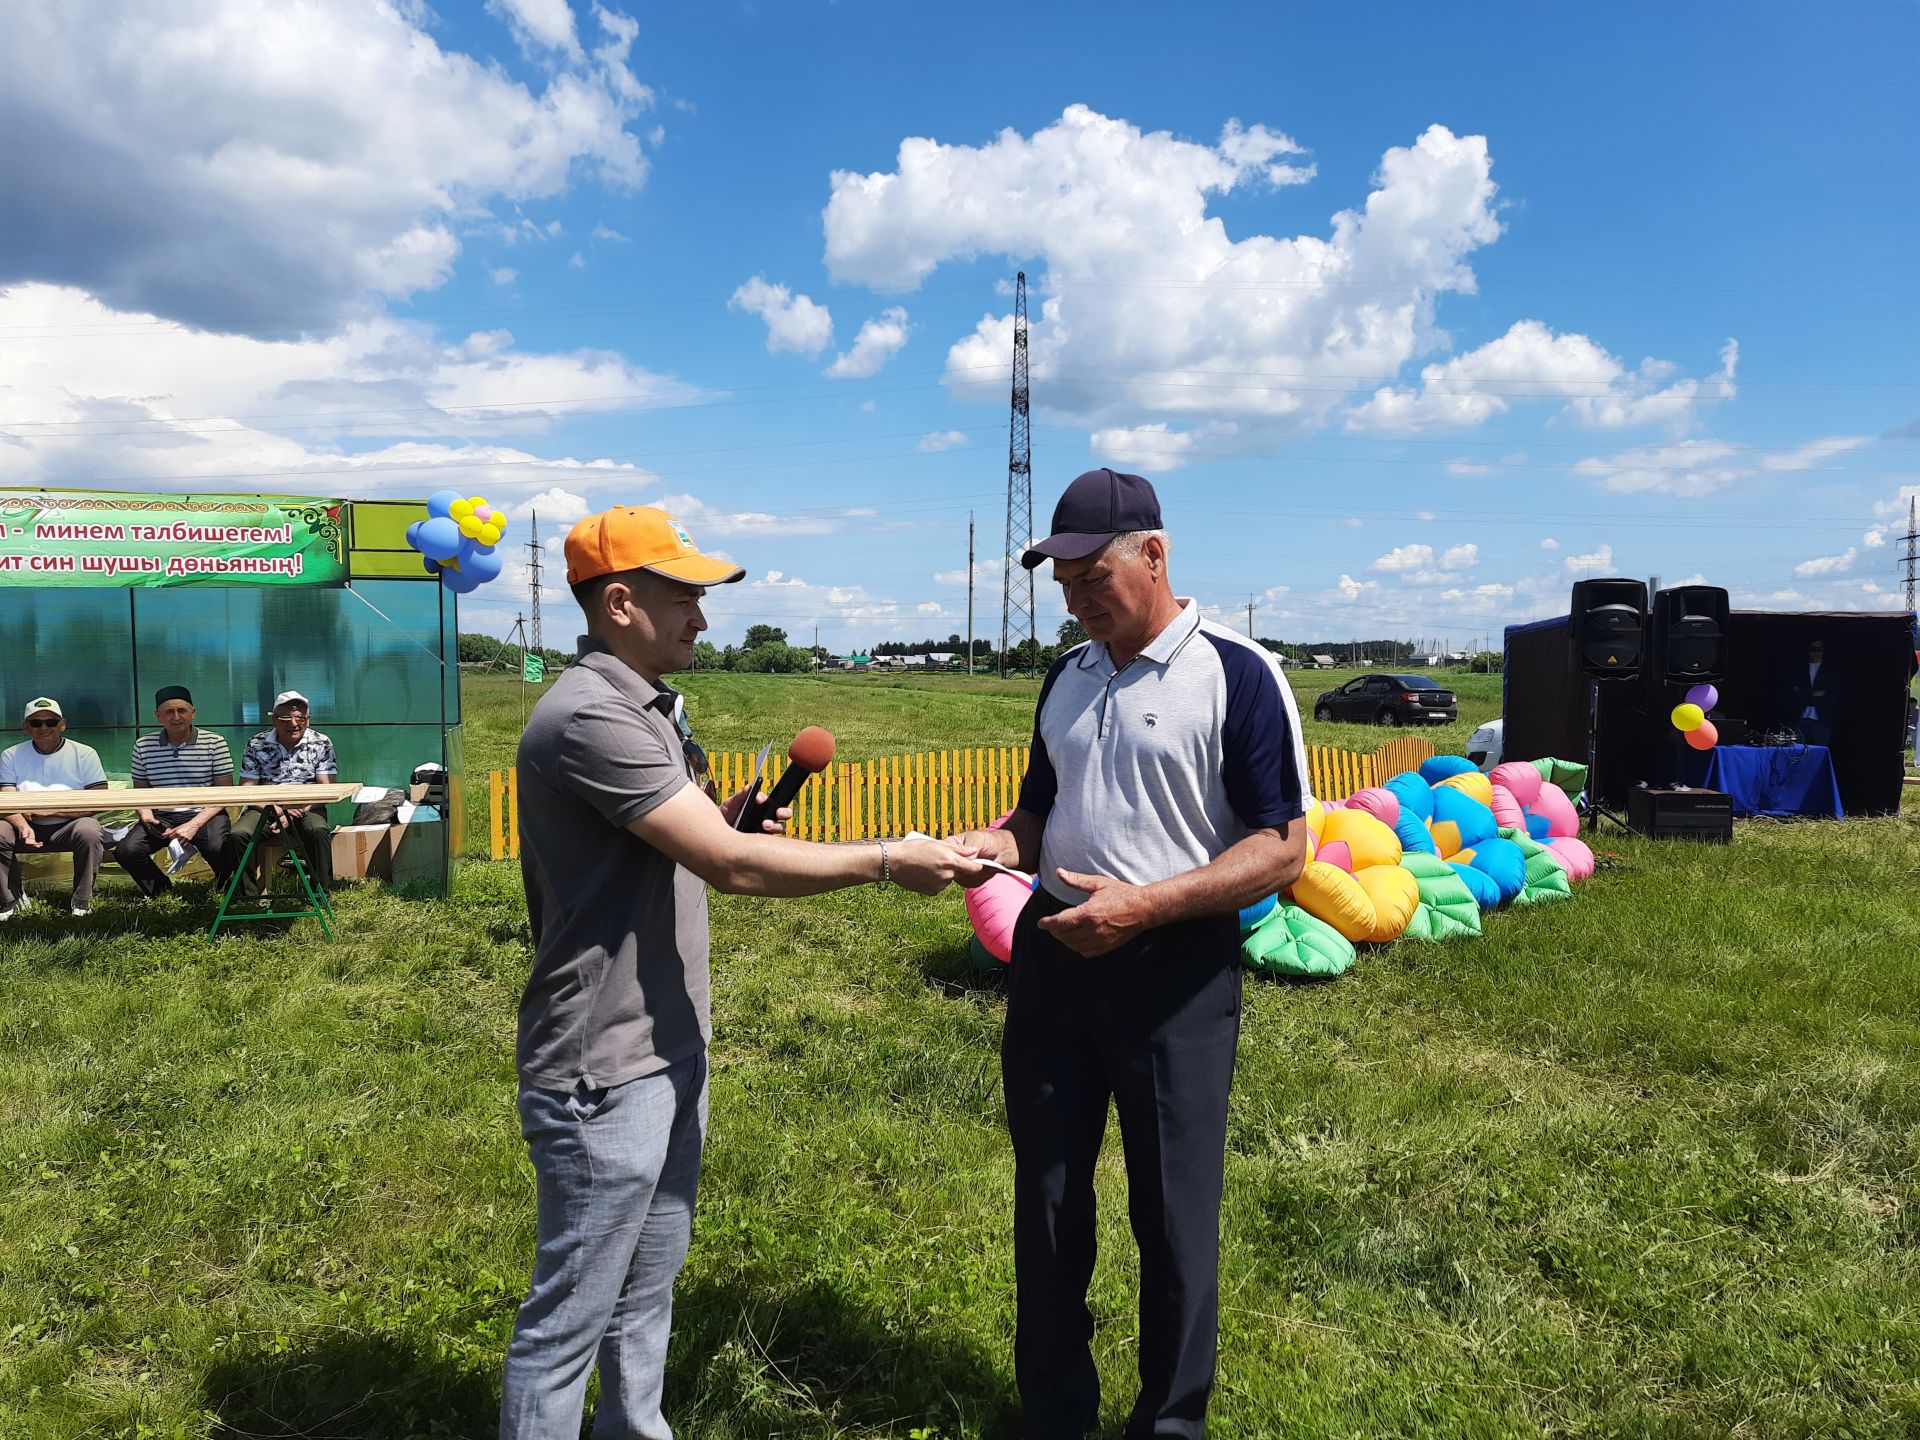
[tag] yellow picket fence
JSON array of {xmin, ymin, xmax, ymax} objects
[{"xmin": 487, "ymin": 736, "xmax": 1437, "ymax": 861}]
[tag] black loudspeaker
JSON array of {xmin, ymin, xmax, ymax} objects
[
  {"xmin": 1568, "ymin": 577, "xmax": 1648, "ymax": 679},
  {"xmin": 1649, "ymin": 585, "xmax": 1729, "ymax": 683}
]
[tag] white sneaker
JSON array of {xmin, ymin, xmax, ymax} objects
[
  {"xmin": 0, "ymin": 906, "xmax": 14, "ymax": 921},
  {"xmin": 71, "ymin": 905, "xmax": 91, "ymax": 918}
]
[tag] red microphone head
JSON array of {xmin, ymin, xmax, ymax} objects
[{"xmin": 787, "ymin": 726, "xmax": 836, "ymax": 773}]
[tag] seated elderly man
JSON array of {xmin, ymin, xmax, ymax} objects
[
  {"xmin": 0, "ymin": 697, "xmax": 111, "ymax": 919},
  {"xmin": 231, "ymin": 690, "xmax": 338, "ymax": 899},
  {"xmin": 114, "ymin": 684, "xmax": 238, "ymax": 899}
]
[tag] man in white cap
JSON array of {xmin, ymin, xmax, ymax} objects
[
  {"xmin": 233, "ymin": 690, "xmax": 338, "ymax": 897},
  {"xmin": 0, "ymin": 697, "xmax": 111, "ymax": 918}
]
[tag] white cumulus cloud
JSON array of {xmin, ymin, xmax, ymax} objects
[
  {"xmin": 1794, "ymin": 548, "xmax": 1857, "ymax": 577},
  {"xmin": 729, "ymin": 276, "xmax": 834, "ymax": 357},
  {"xmin": 918, "ymin": 430, "xmax": 969, "ymax": 452},
  {"xmin": 1564, "ymin": 544, "xmax": 1615, "ymax": 574},
  {"xmin": 825, "ymin": 108, "xmax": 1503, "ymax": 429},
  {"xmin": 0, "ymin": 0, "xmax": 653, "ymax": 336},
  {"xmin": 826, "ymin": 307, "xmax": 910, "ymax": 378},
  {"xmin": 1572, "ymin": 439, "xmax": 1749, "ymax": 497}
]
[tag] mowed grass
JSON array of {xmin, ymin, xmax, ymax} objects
[{"xmin": 2, "ymin": 671, "xmax": 1917, "ymax": 1437}]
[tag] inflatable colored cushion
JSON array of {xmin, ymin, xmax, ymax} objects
[
  {"xmin": 1463, "ymin": 835, "xmax": 1527, "ymax": 903},
  {"xmin": 1290, "ymin": 862, "xmax": 1375, "ymax": 943},
  {"xmin": 1241, "ymin": 902, "xmax": 1356, "ymax": 978},
  {"xmin": 1320, "ymin": 808, "xmax": 1402, "ymax": 871},
  {"xmin": 964, "ymin": 868, "xmax": 1034, "ymax": 963},
  {"xmin": 1394, "ymin": 812, "xmax": 1437, "ymax": 855},
  {"xmin": 1420, "ymin": 754, "xmax": 1478, "ymax": 785},
  {"xmin": 1400, "ymin": 852, "xmax": 1484, "ymax": 939},
  {"xmin": 1501, "ymin": 828, "xmax": 1573, "ymax": 906},
  {"xmin": 1524, "ymin": 811, "xmax": 1552, "ymax": 841},
  {"xmin": 1239, "ymin": 893, "xmax": 1278, "ymax": 934},
  {"xmin": 1546, "ymin": 835, "xmax": 1596, "ymax": 881},
  {"xmin": 1346, "ymin": 786, "xmax": 1400, "ymax": 827},
  {"xmin": 1529, "ymin": 782, "xmax": 1580, "ymax": 838},
  {"xmin": 1436, "ymin": 770, "xmax": 1494, "ymax": 809},
  {"xmin": 1448, "ymin": 860, "xmax": 1501, "ymax": 909},
  {"xmin": 1489, "ymin": 761, "xmax": 1542, "ymax": 807},
  {"xmin": 1432, "ymin": 786, "xmax": 1498, "ymax": 850},
  {"xmin": 1385, "ymin": 771, "xmax": 1435, "ymax": 821},
  {"xmin": 1354, "ymin": 865, "xmax": 1420, "ymax": 942}
]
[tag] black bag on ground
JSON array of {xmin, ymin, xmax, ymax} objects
[{"xmin": 352, "ymin": 788, "xmax": 407, "ymax": 826}]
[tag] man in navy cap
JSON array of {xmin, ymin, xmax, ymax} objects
[{"xmin": 955, "ymin": 468, "xmax": 1311, "ymax": 1438}]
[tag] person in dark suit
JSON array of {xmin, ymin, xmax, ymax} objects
[{"xmin": 1784, "ymin": 637, "xmax": 1836, "ymax": 745}]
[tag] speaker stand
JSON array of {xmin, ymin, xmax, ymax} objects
[{"xmin": 1583, "ymin": 678, "xmax": 1630, "ymax": 833}]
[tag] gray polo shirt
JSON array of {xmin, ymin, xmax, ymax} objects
[
  {"xmin": 515, "ymin": 636, "xmax": 710, "ymax": 1091},
  {"xmin": 1016, "ymin": 599, "xmax": 1310, "ymax": 904}
]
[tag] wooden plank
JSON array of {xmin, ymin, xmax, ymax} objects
[
  {"xmin": 7, "ymin": 781, "xmax": 360, "ymax": 815},
  {"xmin": 489, "ymin": 771, "xmax": 506, "ymax": 860},
  {"xmin": 506, "ymin": 768, "xmax": 520, "ymax": 859}
]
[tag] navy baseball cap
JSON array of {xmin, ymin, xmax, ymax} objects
[{"xmin": 1020, "ymin": 468, "xmax": 1163, "ymax": 569}]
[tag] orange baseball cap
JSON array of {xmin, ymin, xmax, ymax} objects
[{"xmin": 564, "ymin": 506, "xmax": 746, "ymax": 587}]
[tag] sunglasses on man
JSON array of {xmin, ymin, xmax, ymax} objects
[
  {"xmin": 669, "ymin": 694, "xmax": 717, "ymax": 802},
  {"xmin": 26, "ymin": 717, "xmax": 60, "ymax": 729}
]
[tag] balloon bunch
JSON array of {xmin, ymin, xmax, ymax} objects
[
  {"xmin": 406, "ymin": 489, "xmax": 509, "ymax": 595},
  {"xmin": 1670, "ymin": 682, "xmax": 1720, "ymax": 752}
]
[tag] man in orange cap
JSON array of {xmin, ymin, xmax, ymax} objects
[{"xmin": 499, "ymin": 504, "xmax": 981, "ymax": 1439}]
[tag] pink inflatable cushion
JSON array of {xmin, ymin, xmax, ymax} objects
[
  {"xmin": 1545, "ymin": 835, "xmax": 1596, "ymax": 881},
  {"xmin": 1316, "ymin": 840, "xmax": 1354, "ymax": 873},
  {"xmin": 1530, "ymin": 783, "xmax": 1580, "ymax": 838},
  {"xmin": 1487, "ymin": 781, "xmax": 1527, "ymax": 832},
  {"xmin": 1489, "ymin": 762, "xmax": 1543, "ymax": 808},
  {"xmin": 964, "ymin": 868, "xmax": 1035, "ymax": 964},
  {"xmin": 1345, "ymin": 786, "xmax": 1400, "ymax": 828}
]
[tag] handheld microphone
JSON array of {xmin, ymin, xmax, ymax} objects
[{"xmin": 738, "ymin": 726, "xmax": 836, "ymax": 832}]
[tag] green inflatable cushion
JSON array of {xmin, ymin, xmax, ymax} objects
[
  {"xmin": 1241, "ymin": 902, "xmax": 1356, "ymax": 977},
  {"xmin": 1528, "ymin": 755, "xmax": 1589, "ymax": 801},
  {"xmin": 1397, "ymin": 851, "xmax": 1484, "ymax": 940},
  {"xmin": 1498, "ymin": 827, "xmax": 1574, "ymax": 906}
]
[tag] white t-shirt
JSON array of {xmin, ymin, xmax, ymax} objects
[{"xmin": 0, "ymin": 738, "xmax": 108, "ymax": 793}]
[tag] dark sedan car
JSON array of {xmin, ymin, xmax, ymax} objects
[{"xmin": 1312, "ymin": 673, "xmax": 1458, "ymax": 726}]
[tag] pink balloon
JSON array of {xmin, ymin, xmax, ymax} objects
[
  {"xmin": 1346, "ymin": 786, "xmax": 1400, "ymax": 827},
  {"xmin": 1316, "ymin": 840, "xmax": 1354, "ymax": 873},
  {"xmin": 473, "ymin": 505, "xmax": 494, "ymax": 524}
]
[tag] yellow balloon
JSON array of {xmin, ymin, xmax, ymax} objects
[
  {"xmin": 1671, "ymin": 702, "xmax": 1704, "ymax": 732},
  {"xmin": 468, "ymin": 494, "xmax": 487, "ymax": 509},
  {"xmin": 459, "ymin": 517, "xmax": 482, "ymax": 538},
  {"xmin": 450, "ymin": 500, "xmax": 474, "ymax": 520},
  {"xmin": 477, "ymin": 525, "xmax": 502, "ymax": 547}
]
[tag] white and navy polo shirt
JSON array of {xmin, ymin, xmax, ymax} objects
[{"xmin": 1016, "ymin": 598, "xmax": 1311, "ymax": 904}]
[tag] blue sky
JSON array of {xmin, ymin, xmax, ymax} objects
[{"xmin": 2, "ymin": 0, "xmax": 1915, "ymax": 651}]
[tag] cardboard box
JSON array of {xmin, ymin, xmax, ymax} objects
[
  {"xmin": 331, "ymin": 824, "xmax": 393, "ymax": 881},
  {"xmin": 328, "ymin": 819, "xmax": 447, "ymax": 886}
]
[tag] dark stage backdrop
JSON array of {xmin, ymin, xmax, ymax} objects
[{"xmin": 1504, "ymin": 610, "xmax": 1917, "ymax": 816}]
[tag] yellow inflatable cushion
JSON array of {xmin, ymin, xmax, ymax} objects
[
  {"xmin": 1302, "ymin": 798, "xmax": 1328, "ymax": 842},
  {"xmin": 1354, "ymin": 864, "xmax": 1420, "ymax": 941},
  {"xmin": 1289, "ymin": 861, "xmax": 1375, "ymax": 943},
  {"xmin": 1429, "ymin": 819, "xmax": 1463, "ymax": 859},
  {"xmin": 1319, "ymin": 808, "xmax": 1402, "ymax": 871},
  {"xmin": 1436, "ymin": 770, "xmax": 1495, "ymax": 808}
]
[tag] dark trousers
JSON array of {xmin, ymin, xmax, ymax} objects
[
  {"xmin": 231, "ymin": 806, "xmax": 332, "ymax": 898},
  {"xmin": 1002, "ymin": 888, "xmax": 1242, "ymax": 1440},
  {"xmin": 114, "ymin": 812, "xmax": 235, "ymax": 896}
]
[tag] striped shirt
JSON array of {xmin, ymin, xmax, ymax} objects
[{"xmin": 132, "ymin": 729, "xmax": 234, "ymax": 817}]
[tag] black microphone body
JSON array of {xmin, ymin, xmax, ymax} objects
[{"xmin": 738, "ymin": 759, "xmax": 820, "ymax": 832}]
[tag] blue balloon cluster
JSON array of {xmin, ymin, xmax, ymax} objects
[{"xmin": 406, "ymin": 489, "xmax": 508, "ymax": 595}]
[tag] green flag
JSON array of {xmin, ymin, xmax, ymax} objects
[{"xmin": 523, "ymin": 653, "xmax": 546, "ymax": 684}]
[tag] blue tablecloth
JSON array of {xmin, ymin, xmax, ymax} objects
[{"xmin": 1678, "ymin": 744, "xmax": 1843, "ymax": 819}]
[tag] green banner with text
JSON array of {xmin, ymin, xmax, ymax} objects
[{"xmin": 0, "ymin": 491, "xmax": 348, "ymax": 588}]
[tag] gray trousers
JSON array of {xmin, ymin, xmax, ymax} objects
[
  {"xmin": 500, "ymin": 1049, "xmax": 708, "ymax": 1440},
  {"xmin": 0, "ymin": 815, "xmax": 106, "ymax": 909}
]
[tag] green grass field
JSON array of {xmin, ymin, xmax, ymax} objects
[{"xmin": 3, "ymin": 670, "xmax": 1916, "ymax": 1438}]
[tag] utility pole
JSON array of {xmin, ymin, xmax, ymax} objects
[
  {"xmin": 525, "ymin": 511, "xmax": 543, "ymax": 656},
  {"xmin": 1000, "ymin": 271, "xmax": 1034, "ymax": 677},
  {"xmin": 1902, "ymin": 495, "xmax": 1918, "ymax": 613},
  {"xmin": 966, "ymin": 511, "xmax": 975, "ymax": 676},
  {"xmin": 1246, "ymin": 596, "xmax": 1256, "ymax": 639}
]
